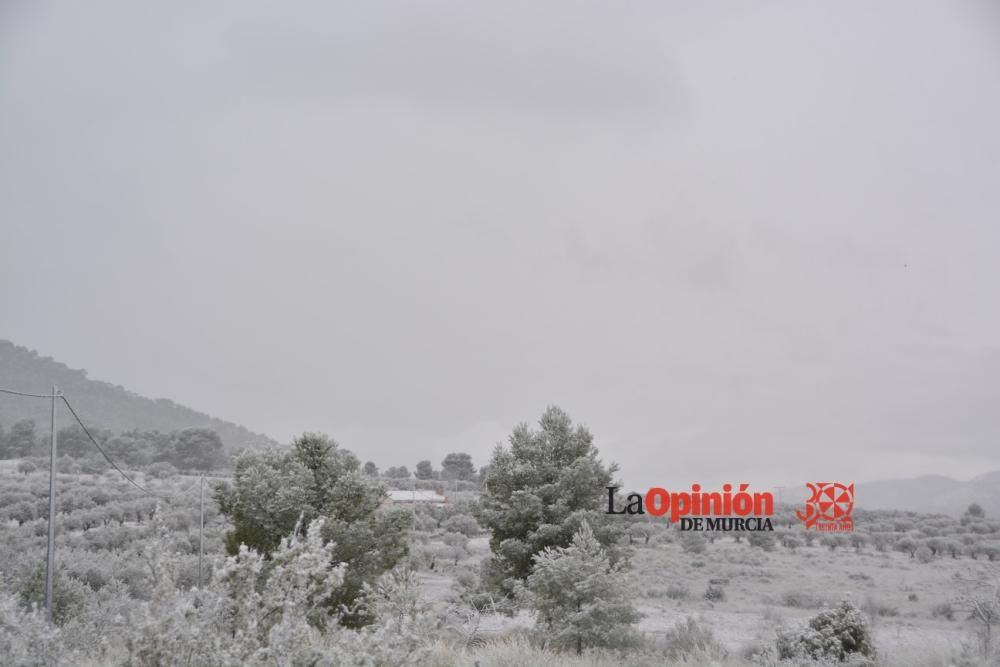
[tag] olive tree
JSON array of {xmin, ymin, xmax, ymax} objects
[{"xmin": 953, "ymin": 569, "xmax": 1000, "ymax": 660}]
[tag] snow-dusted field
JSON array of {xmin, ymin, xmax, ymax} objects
[{"xmin": 415, "ymin": 523, "xmax": 993, "ymax": 662}]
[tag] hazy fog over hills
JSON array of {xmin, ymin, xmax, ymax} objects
[
  {"xmin": 775, "ymin": 472, "xmax": 1000, "ymax": 518},
  {"xmin": 853, "ymin": 472, "xmax": 1000, "ymax": 517},
  {"xmin": 2, "ymin": 2, "xmax": 999, "ymax": 489},
  {"xmin": 0, "ymin": 340, "xmax": 276, "ymax": 451},
  {"xmin": 3, "ymin": 336, "xmax": 999, "ymax": 516}
]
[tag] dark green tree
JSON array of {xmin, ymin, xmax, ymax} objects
[
  {"xmin": 474, "ymin": 406, "xmax": 620, "ymax": 594},
  {"xmin": 215, "ymin": 432, "xmax": 412, "ymax": 627},
  {"xmin": 415, "ymin": 459, "xmax": 434, "ymax": 480},
  {"xmin": 148, "ymin": 430, "xmax": 180, "ymax": 464},
  {"xmin": 966, "ymin": 503, "xmax": 986, "ymax": 519},
  {"xmin": 56, "ymin": 424, "xmax": 92, "ymax": 458},
  {"xmin": 362, "ymin": 461, "xmax": 379, "ymax": 477},
  {"xmin": 385, "ymin": 465, "xmax": 410, "ymax": 479},
  {"xmin": 441, "ymin": 452, "xmax": 476, "ymax": 481},
  {"xmin": 3, "ymin": 419, "xmax": 37, "ymax": 458},
  {"xmin": 105, "ymin": 432, "xmax": 154, "ymax": 467},
  {"xmin": 173, "ymin": 428, "xmax": 226, "ymax": 470}
]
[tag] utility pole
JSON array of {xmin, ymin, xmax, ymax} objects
[
  {"xmin": 198, "ymin": 475, "xmax": 205, "ymax": 588},
  {"xmin": 44, "ymin": 385, "xmax": 59, "ymax": 622}
]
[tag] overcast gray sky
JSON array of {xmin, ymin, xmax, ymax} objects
[{"xmin": 2, "ymin": 1, "xmax": 999, "ymax": 490}]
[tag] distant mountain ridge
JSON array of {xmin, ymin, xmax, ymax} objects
[
  {"xmin": 854, "ymin": 471, "xmax": 1000, "ymax": 517},
  {"xmin": 781, "ymin": 471, "xmax": 1000, "ymax": 517},
  {"xmin": 0, "ymin": 339, "xmax": 277, "ymax": 451}
]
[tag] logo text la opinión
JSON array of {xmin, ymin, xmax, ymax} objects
[{"xmin": 606, "ymin": 484, "xmax": 774, "ymax": 531}]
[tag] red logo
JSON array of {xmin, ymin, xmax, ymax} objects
[{"xmin": 796, "ymin": 482, "xmax": 854, "ymax": 531}]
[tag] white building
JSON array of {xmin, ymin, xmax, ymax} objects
[{"xmin": 385, "ymin": 489, "xmax": 447, "ymax": 504}]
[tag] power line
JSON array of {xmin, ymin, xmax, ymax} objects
[
  {"xmin": 0, "ymin": 387, "xmax": 61, "ymax": 398},
  {"xmin": 2, "ymin": 384, "xmax": 183, "ymax": 620},
  {"xmin": 59, "ymin": 394, "xmax": 169, "ymax": 501},
  {"xmin": 1, "ymin": 386, "xmax": 169, "ymax": 499}
]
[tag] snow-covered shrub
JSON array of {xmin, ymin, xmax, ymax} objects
[{"xmin": 776, "ymin": 599, "xmax": 876, "ymax": 663}]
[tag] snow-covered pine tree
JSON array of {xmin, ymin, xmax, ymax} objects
[{"xmin": 519, "ymin": 521, "xmax": 640, "ymax": 654}]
